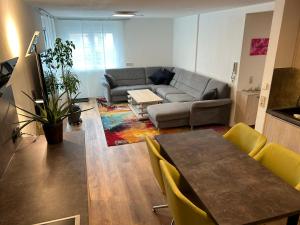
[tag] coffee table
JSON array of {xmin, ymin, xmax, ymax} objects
[{"xmin": 127, "ymin": 89, "xmax": 163, "ymax": 120}]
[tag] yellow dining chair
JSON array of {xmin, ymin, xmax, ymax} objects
[
  {"xmin": 254, "ymin": 143, "xmax": 300, "ymax": 191},
  {"xmin": 145, "ymin": 136, "xmax": 168, "ymax": 212},
  {"xmin": 223, "ymin": 122, "xmax": 267, "ymax": 157},
  {"xmin": 159, "ymin": 160, "xmax": 215, "ymax": 225}
]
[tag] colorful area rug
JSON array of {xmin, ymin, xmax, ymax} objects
[{"xmin": 97, "ymin": 98, "xmax": 228, "ymax": 147}]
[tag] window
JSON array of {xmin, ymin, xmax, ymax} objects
[
  {"xmin": 55, "ymin": 20, "xmax": 124, "ymax": 71},
  {"xmin": 53, "ymin": 19, "xmax": 125, "ymax": 98}
]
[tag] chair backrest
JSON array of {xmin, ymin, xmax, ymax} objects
[
  {"xmin": 254, "ymin": 143, "xmax": 300, "ymax": 191},
  {"xmin": 145, "ymin": 136, "xmax": 166, "ymax": 193},
  {"xmin": 159, "ymin": 160, "xmax": 214, "ymax": 225},
  {"xmin": 223, "ymin": 123, "xmax": 267, "ymax": 157}
]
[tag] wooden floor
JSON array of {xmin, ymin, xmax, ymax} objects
[
  {"xmin": 66, "ymin": 99, "xmax": 172, "ymax": 225},
  {"xmin": 67, "ymin": 99, "xmax": 294, "ymax": 225}
]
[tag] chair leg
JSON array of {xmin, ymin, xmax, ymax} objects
[
  {"xmin": 171, "ymin": 219, "xmax": 175, "ymax": 225},
  {"xmin": 152, "ymin": 204, "xmax": 168, "ymax": 213}
]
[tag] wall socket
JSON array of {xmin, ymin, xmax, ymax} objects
[
  {"xmin": 231, "ymin": 62, "xmax": 239, "ymax": 82},
  {"xmin": 261, "ymin": 83, "xmax": 270, "ymax": 90},
  {"xmin": 260, "ymin": 96, "xmax": 266, "ymax": 107},
  {"xmin": 249, "ymin": 76, "xmax": 253, "ymax": 84},
  {"xmin": 126, "ymin": 62, "xmax": 134, "ymax": 67}
]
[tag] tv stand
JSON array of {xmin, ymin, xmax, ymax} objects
[{"xmin": 0, "ymin": 131, "xmax": 89, "ymax": 225}]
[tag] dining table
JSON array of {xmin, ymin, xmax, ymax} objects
[{"xmin": 155, "ymin": 129, "xmax": 300, "ymax": 225}]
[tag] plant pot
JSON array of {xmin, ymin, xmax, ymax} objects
[
  {"xmin": 68, "ymin": 104, "xmax": 82, "ymax": 125},
  {"xmin": 43, "ymin": 121, "xmax": 63, "ymax": 145}
]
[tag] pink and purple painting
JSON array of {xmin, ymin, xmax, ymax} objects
[{"xmin": 250, "ymin": 38, "xmax": 269, "ymax": 56}]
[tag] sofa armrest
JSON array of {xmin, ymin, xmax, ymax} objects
[
  {"xmin": 191, "ymin": 98, "xmax": 232, "ymax": 110},
  {"xmin": 190, "ymin": 98, "xmax": 232, "ymax": 127},
  {"xmin": 101, "ymin": 79, "xmax": 112, "ymax": 104},
  {"xmin": 101, "ymin": 78, "xmax": 110, "ymax": 88}
]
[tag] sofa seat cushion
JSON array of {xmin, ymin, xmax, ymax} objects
[
  {"xmin": 156, "ymin": 87, "xmax": 184, "ymax": 98},
  {"xmin": 111, "ymin": 85, "xmax": 152, "ymax": 96},
  {"xmin": 150, "ymin": 84, "xmax": 170, "ymax": 92},
  {"xmin": 166, "ymin": 93, "xmax": 196, "ymax": 102},
  {"xmin": 147, "ymin": 102, "xmax": 192, "ymax": 122}
]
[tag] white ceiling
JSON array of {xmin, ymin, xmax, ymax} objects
[{"xmin": 25, "ymin": 0, "xmax": 273, "ymax": 18}]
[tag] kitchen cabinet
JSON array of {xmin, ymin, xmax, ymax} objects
[{"xmin": 235, "ymin": 91, "xmax": 260, "ymax": 125}]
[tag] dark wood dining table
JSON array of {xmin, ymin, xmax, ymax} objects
[{"xmin": 155, "ymin": 129, "xmax": 300, "ymax": 225}]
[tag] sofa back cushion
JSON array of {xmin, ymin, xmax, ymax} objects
[
  {"xmin": 172, "ymin": 68, "xmax": 210, "ymax": 99},
  {"xmin": 203, "ymin": 79, "xmax": 230, "ymax": 99},
  {"xmin": 170, "ymin": 67, "xmax": 183, "ymax": 86},
  {"xmin": 105, "ymin": 68, "xmax": 146, "ymax": 86},
  {"xmin": 145, "ymin": 67, "xmax": 174, "ymax": 84}
]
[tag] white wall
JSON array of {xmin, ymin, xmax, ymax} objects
[
  {"xmin": 123, "ymin": 18, "xmax": 173, "ymax": 67},
  {"xmin": 237, "ymin": 11, "xmax": 273, "ymax": 91},
  {"xmin": 173, "ymin": 15, "xmax": 198, "ymax": 71},
  {"xmin": 0, "ymin": 0, "xmax": 43, "ymax": 134},
  {"xmin": 172, "ymin": 2, "xmax": 274, "ymax": 125},
  {"xmin": 196, "ymin": 3, "xmax": 274, "ymax": 84}
]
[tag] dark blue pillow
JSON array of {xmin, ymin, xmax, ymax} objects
[
  {"xmin": 201, "ymin": 88, "xmax": 218, "ymax": 100},
  {"xmin": 162, "ymin": 69, "xmax": 175, "ymax": 85},
  {"xmin": 149, "ymin": 68, "xmax": 175, "ymax": 85},
  {"xmin": 104, "ymin": 74, "xmax": 117, "ymax": 88}
]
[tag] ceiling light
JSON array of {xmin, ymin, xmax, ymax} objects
[{"xmin": 113, "ymin": 11, "xmax": 136, "ymax": 18}]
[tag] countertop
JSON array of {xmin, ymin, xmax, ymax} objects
[
  {"xmin": 267, "ymin": 108, "xmax": 300, "ymax": 127},
  {"xmin": 0, "ymin": 131, "xmax": 89, "ymax": 225}
]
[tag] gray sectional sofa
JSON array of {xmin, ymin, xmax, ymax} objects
[{"xmin": 101, "ymin": 67, "xmax": 231, "ymax": 129}]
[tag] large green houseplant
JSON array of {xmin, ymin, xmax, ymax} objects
[
  {"xmin": 14, "ymin": 38, "xmax": 92, "ymax": 144},
  {"xmin": 42, "ymin": 38, "xmax": 83, "ymax": 125}
]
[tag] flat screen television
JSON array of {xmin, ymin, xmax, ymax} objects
[
  {"xmin": 0, "ymin": 57, "xmax": 18, "ymax": 90},
  {"xmin": 37, "ymin": 51, "xmax": 50, "ymax": 101}
]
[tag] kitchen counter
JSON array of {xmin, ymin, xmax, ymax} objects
[{"xmin": 267, "ymin": 107, "xmax": 300, "ymax": 127}]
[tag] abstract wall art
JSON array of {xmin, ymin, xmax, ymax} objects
[{"xmin": 250, "ymin": 38, "xmax": 269, "ymax": 56}]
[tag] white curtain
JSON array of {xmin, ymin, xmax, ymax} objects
[
  {"xmin": 40, "ymin": 12, "xmax": 56, "ymax": 49},
  {"xmin": 55, "ymin": 19, "xmax": 125, "ymax": 98}
]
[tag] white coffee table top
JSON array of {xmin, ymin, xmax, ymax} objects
[{"xmin": 127, "ymin": 89, "xmax": 163, "ymax": 104}]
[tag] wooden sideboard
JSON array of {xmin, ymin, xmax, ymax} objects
[
  {"xmin": 0, "ymin": 131, "xmax": 89, "ymax": 225},
  {"xmin": 235, "ymin": 91, "xmax": 260, "ymax": 125}
]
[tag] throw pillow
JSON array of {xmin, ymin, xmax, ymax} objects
[
  {"xmin": 201, "ymin": 88, "xmax": 218, "ymax": 100},
  {"xmin": 148, "ymin": 69, "xmax": 165, "ymax": 85},
  {"xmin": 162, "ymin": 69, "xmax": 175, "ymax": 85},
  {"xmin": 104, "ymin": 74, "xmax": 117, "ymax": 88},
  {"xmin": 148, "ymin": 68, "xmax": 175, "ymax": 85}
]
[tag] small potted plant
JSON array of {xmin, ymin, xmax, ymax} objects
[
  {"xmin": 15, "ymin": 91, "xmax": 70, "ymax": 144},
  {"xmin": 61, "ymin": 72, "xmax": 82, "ymax": 125},
  {"xmin": 14, "ymin": 69, "xmax": 92, "ymax": 144}
]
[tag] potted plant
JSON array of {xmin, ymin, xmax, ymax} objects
[
  {"xmin": 42, "ymin": 38, "xmax": 83, "ymax": 125},
  {"xmin": 15, "ymin": 91, "xmax": 70, "ymax": 144},
  {"xmin": 14, "ymin": 70, "xmax": 92, "ymax": 144},
  {"xmin": 61, "ymin": 72, "xmax": 81, "ymax": 125}
]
